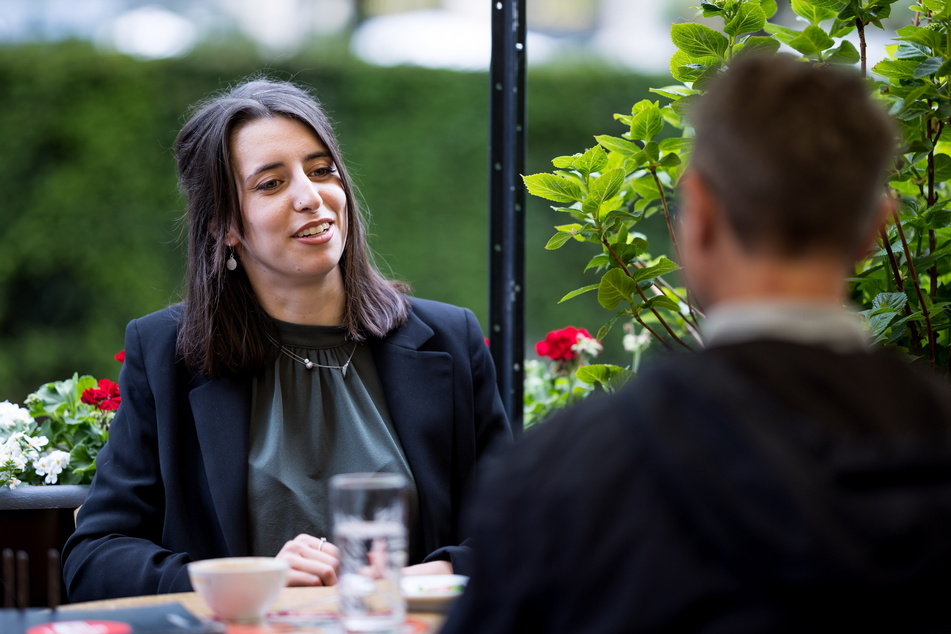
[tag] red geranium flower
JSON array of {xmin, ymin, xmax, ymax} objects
[
  {"xmin": 114, "ymin": 350, "xmax": 125, "ymax": 363},
  {"xmin": 535, "ymin": 326, "xmax": 594, "ymax": 362},
  {"xmin": 81, "ymin": 378, "xmax": 121, "ymax": 411}
]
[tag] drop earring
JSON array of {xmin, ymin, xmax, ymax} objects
[{"xmin": 226, "ymin": 247, "xmax": 238, "ymax": 271}]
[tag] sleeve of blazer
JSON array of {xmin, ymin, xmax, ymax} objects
[
  {"xmin": 421, "ymin": 305, "xmax": 512, "ymax": 574},
  {"xmin": 461, "ymin": 306, "xmax": 511, "ymax": 460},
  {"xmin": 62, "ymin": 314, "xmax": 193, "ymax": 601}
]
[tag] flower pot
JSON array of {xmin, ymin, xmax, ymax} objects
[{"xmin": 0, "ymin": 484, "xmax": 88, "ymax": 607}]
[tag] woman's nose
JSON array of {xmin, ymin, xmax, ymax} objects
[{"xmin": 292, "ymin": 175, "xmax": 323, "ymax": 212}]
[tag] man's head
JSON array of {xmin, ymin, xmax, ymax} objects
[{"xmin": 680, "ymin": 54, "xmax": 896, "ymax": 305}]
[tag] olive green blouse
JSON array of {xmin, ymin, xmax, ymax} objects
[{"xmin": 247, "ymin": 320, "xmax": 418, "ymax": 557}]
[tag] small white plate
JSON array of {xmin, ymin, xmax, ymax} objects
[{"xmin": 400, "ymin": 574, "xmax": 468, "ymax": 612}]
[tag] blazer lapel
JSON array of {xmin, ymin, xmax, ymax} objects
[
  {"xmin": 189, "ymin": 374, "xmax": 251, "ymax": 556},
  {"xmin": 372, "ymin": 310, "xmax": 454, "ymax": 559}
]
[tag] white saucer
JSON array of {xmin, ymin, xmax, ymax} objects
[{"xmin": 400, "ymin": 574, "xmax": 468, "ymax": 612}]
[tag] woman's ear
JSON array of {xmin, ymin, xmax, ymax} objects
[
  {"xmin": 208, "ymin": 218, "xmax": 240, "ymax": 248},
  {"xmin": 223, "ymin": 223, "xmax": 240, "ymax": 248}
]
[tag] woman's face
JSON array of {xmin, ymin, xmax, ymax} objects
[{"xmin": 227, "ymin": 116, "xmax": 348, "ymax": 300}]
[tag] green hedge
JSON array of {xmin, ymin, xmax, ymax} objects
[{"xmin": 0, "ymin": 41, "xmax": 663, "ymax": 401}]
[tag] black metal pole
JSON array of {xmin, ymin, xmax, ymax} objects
[{"xmin": 489, "ymin": 0, "xmax": 526, "ymax": 433}]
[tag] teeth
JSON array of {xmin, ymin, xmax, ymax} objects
[{"xmin": 295, "ymin": 223, "xmax": 329, "ymax": 238}]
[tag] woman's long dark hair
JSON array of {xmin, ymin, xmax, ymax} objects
[{"xmin": 174, "ymin": 78, "xmax": 409, "ymax": 376}]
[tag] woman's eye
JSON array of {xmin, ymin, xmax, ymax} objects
[
  {"xmin": 311, "ymin": 166, "xmax": 337, "ymax": 178},
  {"xmin": 256, "ymin": 179, "xmax": 280, "ymax": 191}
]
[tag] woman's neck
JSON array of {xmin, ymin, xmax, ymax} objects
[{"xmin": 252, "ymin": 274, "xmax": 346, "ymax": 326}]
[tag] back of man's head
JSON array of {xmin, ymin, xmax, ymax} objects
[{"xmin": 690, "ymin": 55, "xmax": 896, "ymax": 259}]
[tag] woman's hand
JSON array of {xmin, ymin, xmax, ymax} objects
[{"xmin": 275, "ymin": 533, "xmax": 341, "ymax": 586}]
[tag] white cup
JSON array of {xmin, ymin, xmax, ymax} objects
[{"xmin": 187, "ymin": 556, "xmax": 289, "ymax": 623}]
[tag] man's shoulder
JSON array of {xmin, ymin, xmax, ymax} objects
[
  {"xmin": 647, "ymin": 339, "xmax": 951, "ymax": 426},
  {"xmin": 505, "ymin": 339, "xmax": 951, "ymax": 472},
  {"xmin": 701, "ymin": 339, "xmax": 947, "ymax": 390},
  {"xmin": 645, "ymin": 338, "xmax": 933, "ymax": 383}
]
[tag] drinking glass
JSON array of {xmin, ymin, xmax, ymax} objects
[{"xmin": 331, "ymin": 472, "xmax": 408, "ymax": 634}]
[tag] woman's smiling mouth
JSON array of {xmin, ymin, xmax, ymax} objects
[{"xmin": 293, "ymin": 222, "xmax": 330, "ymax": 238}]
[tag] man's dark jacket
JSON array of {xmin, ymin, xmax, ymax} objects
[{"xmin": 442, "ymin": 340, "xmax": 951, "ymax": 633}]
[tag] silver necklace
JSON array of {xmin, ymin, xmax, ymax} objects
[{"xmin": 265, "ymin": 333, "xmax": 357, "ymax": 377}]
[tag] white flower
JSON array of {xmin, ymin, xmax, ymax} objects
[
  {"xmin": 571, "ymin": 333, "xmax": 602, "ymax": 358},
  {"xmin": 33, "ymin": 450, "xmax": 70, "ymax": 485},
  {"xmin": 1, "ymin": 435, "xmax": 27, "ymax": 469},
  {"xmin": 23, "ymin": 434, "xmax": 49, "ymax": 451},
  {"xmin": 0, "ymin": 433, "xmax": 50, "ymax": 474},
  {"xmin": 622, "ymin": 334, "xmax": 636, "ymax": 352},
  {"xmin": 49, "ymin": 450, "xmax": 71, "ymax": 470},
  {"xmin": 0, "ymin": 436, "xmax": 16, "ymax": 460},
  {"xmin": 0, "ymin": 435, "xmax": 32, "ymax": 484},
  {"xmin": 623, "ymin": 331, "xmax": 651, "ymax": 353},
  {"xmin": 523, "ymin": 360, "xmax": 546, "ymax": 391},
  {"xmin": 13, "ymin": 434, "xmax": 46, "ymax": 465},
  {"xmin": 0, "ymin": 400, "xmax": 33, "ymax": 431}
]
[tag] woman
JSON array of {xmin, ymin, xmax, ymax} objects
[{"xmin": 62, "ymin": 78, "xmax": 511, "ymax": 601}]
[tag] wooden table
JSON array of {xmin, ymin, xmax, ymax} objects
[{"xmin": 62, "ymin": 586, "xmax": 447, "ymax": 632}]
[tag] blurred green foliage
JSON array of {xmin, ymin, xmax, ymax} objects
[{"xmin": 0, "ymin": 40, "xmax": 663, "ymax": 401}]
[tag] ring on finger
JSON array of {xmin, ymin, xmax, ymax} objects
[{"xmin": 317, "ymin": 537, "xmax": 326, "ymax": 553}]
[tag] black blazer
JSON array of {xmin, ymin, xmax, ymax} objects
[{"xmin": 63, "ymin": 297, "xmax": 511, "ymax": 601}]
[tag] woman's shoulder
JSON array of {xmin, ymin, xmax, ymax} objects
[
  {"xmin": 406, "ymin": 296, "xmax": 473, "ymax": 322},
  {"xmin": 126, "ymin": 304, "xmax": 182, "ymax": 348},
  {"xmin": 126, "ymin": 304, "xmax": 185, "ymax": 343},
  {"xmin": 389, "ymin": 297, "xmax": 487, "ymax": 350},
  {"xmin": 405, "ymin": 297, "xmax": 479, "ymax": 335}
]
